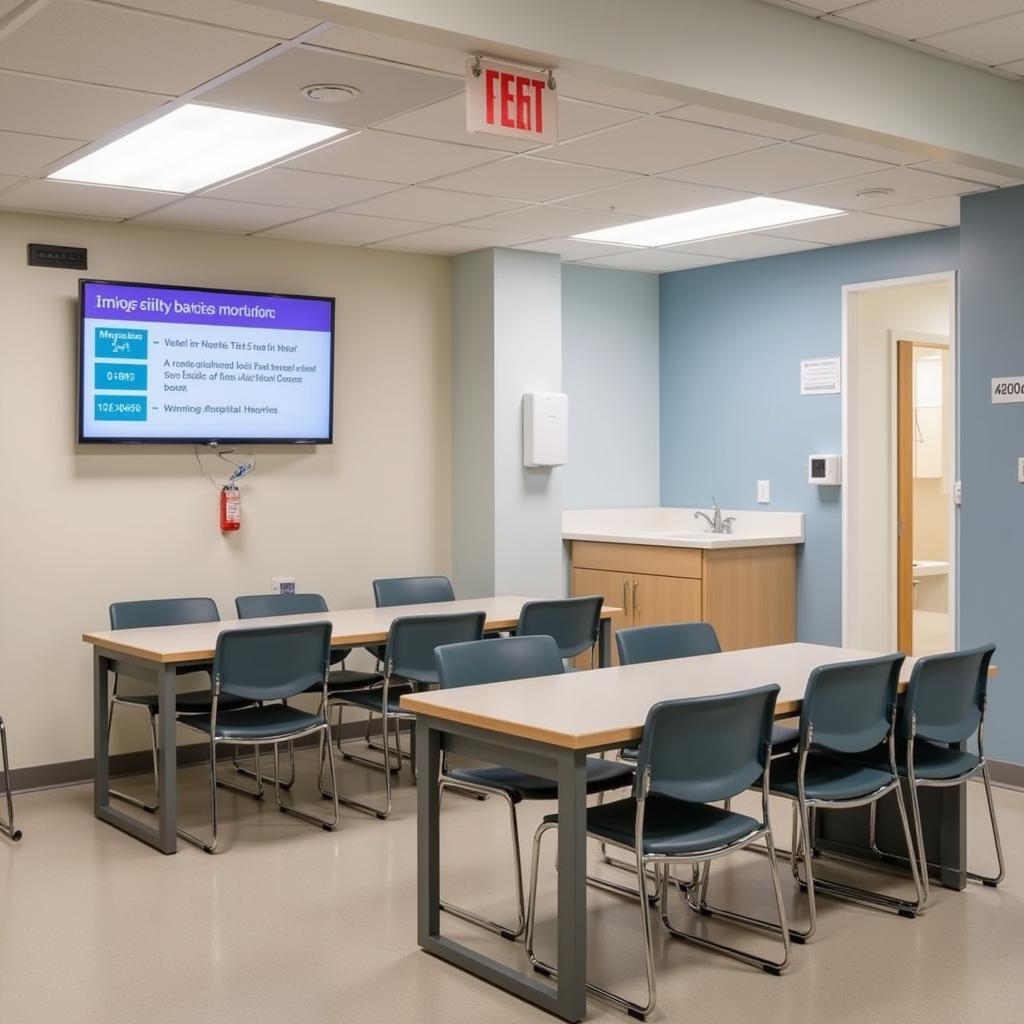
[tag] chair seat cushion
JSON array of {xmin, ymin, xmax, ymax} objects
[
  {"xmin": 186, "ymin": 704, "xmax": 326, "ymax": 741},
  {"xmin": 770, "ymin": 722, "xmax": 800, "ymax": 751},
  {"xmin": 857, "ymin": 739, "xmax": 982, "ymax": 781},
  {"xmin": 117, "ymin": 690, "xmax": 250, "ymax": 714},
  {"xmin": 337, "ymin": 683, "xmax": 415, "ymax": 716},
  {"xmin": 447, "ymin": 757, "xmax": 633, "ymax": 805},
  {"xmin": 619, "ymin": 745, "xmax": 640, "ymax": 761},
  {"xmin": 543, "ymin": 794, "xmax": 761, "ymax": 857},
  {"xmin": 769, "ymin": 753, "xmax": 895, "ymax": 802}
]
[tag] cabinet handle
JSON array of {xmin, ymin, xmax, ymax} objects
[
  {"xmin": 622, "ymin": 579, "xmax": 630, "ymax": 615},
  {"xmin": 632, "ymin": 579, "xmax": 639, "ymax": 616}
]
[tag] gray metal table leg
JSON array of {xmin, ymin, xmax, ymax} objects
[
  {"xmin": 417, "ymin": 717, "xmax": 442, "ymax": 945},
  {"xmin": 598, "ymin": 616, "xmax": 611, "ymax": 668},
  {"xmin": 555, "ymin": 749, "xmax": 588, "ymax": 1022},
  {"xmin": 155, "ymin": 663, "xmax": 178, "ymax": 854},
  {"xmin": 93, "ymin": 650, "xmax": 110, "ymax": 817}
]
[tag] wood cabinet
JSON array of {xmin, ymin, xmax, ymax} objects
[{"xmin": 570, "ymin": 540, "xmax": 796, "ymax": 664}]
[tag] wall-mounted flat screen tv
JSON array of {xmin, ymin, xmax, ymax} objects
[{"xmin": 79, "ymin": 279, "xmax": 335, "ymax": 444}]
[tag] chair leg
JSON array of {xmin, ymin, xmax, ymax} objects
[
  {"xmin": 106, "ymin": 700, "xmax": 159, "ymax": 814},
  {"xmin": 323, "ymin": 707, "xmax": 394, "ymax": 819},
  {"xmin": 177, "ymin": 735, "xmax": 220, "ymax": 854},
  {"xmin": 274, "ymin": 736, "xmax": 339, "ymax": 831},
  {"xmin": 0, "ymin": 716, "xmax": 22, "ymax": 842},
  {"xmin": 335, "ymin": 703, "xmax": 405, "ymax": 774},
  {"xmin": 232, "ymin": 740, "xmax": 296, "ymax": 791},
  {"xmin": 438, "ymin": 778, "xmax": 525, "ymax": 940},
  {"xmin": 972, "ymin": 765, "xmax": 1006, "ymax": 886}
]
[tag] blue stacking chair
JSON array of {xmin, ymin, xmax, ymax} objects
[
  {"xmin": 329, "ymin": 611, "xmax": 486, "ymax": 819},
  {"xmin": 525, "ymin": 685, "xmax": 789, "ymax": 1020},
  {"xmin": 434, "ymin": 636, "xmax": 635, "ymax": 940},
  {"xmin": 176, "ymin": 620, "xmax": 339, "ymax": 854},
  {"xmin": 768, "ymin": 654, "xmax": 923, "ymax": 940},
  {"xmin": 865, "ymin": 643, "xmax": 1002, "ymax": 904},
  {"xmin": 0, "ymin": 715, "xmax": 21, "ymax": 841},
  {"xmin": 515, "ymin": 595, "xmax": 603, "ymax": 667},
  {"xmin": 234, "ymin": 593, "xmax": 383, "ymax": 789},
  {"xmin": 107, "ymin": 597, "xmax": 257, "ymax": 812}
]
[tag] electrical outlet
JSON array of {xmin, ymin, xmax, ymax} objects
[
  {"xmin": 757, "ymin": 480, "xmax": 770, "ymax": 504},
  {"xmin": 272, "ymin": 578, "xmax": 296, "ymax": 595}
]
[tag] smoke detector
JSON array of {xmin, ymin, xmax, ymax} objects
[
  {"xmin": 855, "ymin": 187, "xmax": 895, "ymax": 198},
  {"xmin": 300, "ymin": 84, "xmax": 361, "ymax": 103}
]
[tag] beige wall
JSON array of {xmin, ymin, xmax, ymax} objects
[{"xmin": 0, "ymin": 212, "xmax": 452, "ymax": 769}]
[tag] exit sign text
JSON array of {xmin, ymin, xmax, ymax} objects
[{"xmin": 466, "ymin": 58, "xmax": 558, "ymax": 144}]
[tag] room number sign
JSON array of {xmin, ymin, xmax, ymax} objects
[{"xmin": 991, "ymin": 376, "xmax": 1024, "ymax": 403}]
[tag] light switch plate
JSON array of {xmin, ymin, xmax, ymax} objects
[
  {"xmin": 272, "ymin": 578, "xmax": 296, "ymax": 595},
  {"xmin": 757, "ymin": 480, "xmax": 770, "ymax": 504},
  {"xmin": 1019, "ymin": 458, "xmax": 1024, "ymax": 484}
]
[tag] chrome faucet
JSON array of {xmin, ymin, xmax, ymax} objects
[{"xmin": 694, "ymin": 498, "xmax": 735, "ymax": 534}]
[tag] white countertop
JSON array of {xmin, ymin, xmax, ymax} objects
[
  {"xmin": 562, "ymin": 507, "xmax": 805, "ymax": 550},
  {"xmin": 913, "ymin": 559, "xmax": 950, "ymax": 577}
]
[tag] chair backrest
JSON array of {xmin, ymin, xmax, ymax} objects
[
  {"xmin": 214, "ymin": 621, "xmax": 332, "ymax": 701},
  {"xmin": 616, "ymin": 621, "xmax": 721, "ymax": 665},
  {"xmin": 387, "ymin": 611, "xmax": 486, "ymax": 684},
  {"xmin": 516, "ymin": 596, "xmax": 603, "ymax": 660},
  {"xmin": 110, "ymin": 597, "xmax": 219, "ymax": 630},
  {"xmin": 235, "ymin": 593, "xmax": 329, "ymax": 619},
  {"xmin": 635, "ymin": 684, "xmax": 779, "ymax": 805},
  {"xmin": 800, "ymin": 654, "xmax": 905, "ymax": 754},
  {"xmin": 903, "ymin": 644, "xmax": 996, "ymax": 744},
  {"xmin": 373, "ymin": 576, "xmax": 455, "ymax": 608},
  {"xmin": 435, "ymin": 635, "xmax": 564, "ymax": 689}
]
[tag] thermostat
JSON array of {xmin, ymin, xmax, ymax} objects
[{"xmin": 809, "ymin": 454, "xmax": 841, "ymax": 485}]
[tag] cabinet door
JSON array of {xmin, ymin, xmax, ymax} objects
[
  {"xmin": 632, "ymin": 573, "xmax": 702, "ymax": 630},
  {"xmin": 571, "ymin": 567, "xmax": 633, "ymax": 667}
]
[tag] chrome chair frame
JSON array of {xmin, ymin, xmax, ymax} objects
[
  {"xmin": 176, "ymin": 625, "xmax": 340, "ymax": 854},
  {"xmin": 0, "ymin": 715, "xmax": 22, "ymax": 842}
]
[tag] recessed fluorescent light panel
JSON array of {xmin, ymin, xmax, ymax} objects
[
  {"xmin": 573, "ymin": 197, "xmax": 845, "ymax": 247},
  {"xmin": 49, "ymin": 104, "xmax": 345, "ymax": 193}
]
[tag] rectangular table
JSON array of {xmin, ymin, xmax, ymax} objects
[
  {"xmin": 82, "ymin": 596, "xmax": 616, "ymax": 854},
  {"xmin": 401, "ymin": 642, "xmax": 969, "ymax": 1023}
]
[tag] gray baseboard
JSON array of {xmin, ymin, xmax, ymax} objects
[
  {"xmin": 4, "ymin": 718, "xmax": 399, "ymax": 795},
  {"xmin": 989, "ymin": 759, "xmax": 1024, "ymax": 791}
]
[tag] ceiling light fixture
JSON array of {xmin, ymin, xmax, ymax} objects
[
  {"xmin": 301, "ymin": 84, "xmax": 361, "ymax": 103},
  {"xmin": 855, "ymin": 187, "xmax": 895, "ymax": 198},
  {"xmin": 573, "ymin": 197, "xmax": 846, "ymax": 248},
  {"xmin": 48, "ymin": 104, "xmax": 345, "ymax": 193}
]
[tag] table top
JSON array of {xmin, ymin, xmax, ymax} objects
[
  {"xmin": 400, "ymin": 642, "xmax": 915, "ymax": 750},
  {"xmin": 82, "ymin": 596, "xmax": 618, "ymax": 664}
]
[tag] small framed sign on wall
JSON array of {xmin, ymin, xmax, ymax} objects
[{"xmin": 800, "ymin": 357, "xmax": 841, "ymax": 395}]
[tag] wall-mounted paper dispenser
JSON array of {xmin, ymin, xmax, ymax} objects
[{"xmin": 523, "ymin": 392, "xmax": 568, "ymax": 467}]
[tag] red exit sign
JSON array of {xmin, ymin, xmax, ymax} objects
[{"xmin": 465, "ymin": 58, "xmax": 558, "ymax": 144}]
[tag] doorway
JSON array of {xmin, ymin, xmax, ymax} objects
[{"xmin": 842, "ymin": 273, "xmax": 956, "ymax": 654}]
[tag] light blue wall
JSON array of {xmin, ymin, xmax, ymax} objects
[
  {"xmin": 561, "ymin": 265, "xmax": 660, "ymax": 509},
  {"xmin": 659, "ymin": 229, "xmax": 960, "ymax": 647},
  {"xmin": 959, "ymin": 186, "xmax": 1024, "ymax": 763}
]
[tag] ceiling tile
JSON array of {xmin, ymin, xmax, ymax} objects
[
  {"xmin": 550, "ymin": 116, "xmax": 768, "ymax": 175},
  {"xmin": 909, "ymin": 159, "xmax": 1022, "ymax": 186},
  {"xmin": 107, "ymin": 0, "xmax": 320, "ymax": 38},
  {"xmin": 511, "ymin": 237, "xmax": 637, "ymax": 260},
  {"xmin": 259, "ymin": 211, "xmax": 429, "ymax": 245},
  {"xmin": 462, "ymin": 204, "xmax": 637, "ymax": 236},
  {"xmin": 795, "ymin": 133, "xmax": 921, "ymax": 165},
  {"xmin": 553, "ymin": 73, "xmax": 680, "ymax": 113},
  {"xmin": 554, "ymin": 98, "xmax": 644, "ymax": 140},
  {"xmin": 662, "ymin": 142, "xmax": 891, "ymax": 192},
  {"xmin": 779, "ymin": 165, "xmax": 981, "ymax": 209},
  {"xmin": 765, "ymin": 210, "xmax": 937, "ymax": 243},
  {"xmin": 376, "ymin": 94, "xmax": 539, "ymax": 153},
  {"xmin": 0, "ymin": 0, "xmax": 274, "ymax": 95},
  {"xmin": 429, "ymin": 156, "xmax": 635, "ymax": 203},
  {"xmin": 370, "ymin": 224, "xmax": 546, "ymax": 254},
  {"xmin": 133, "ymin": 196, "xmax": 318, "ymax": 231},
  {"xmin": 198, "ymin": 44, "xmax": 461, "ymax": 128},
  {"xmin": 663, "ymin": 104, "xmax": 812, "ymax": 141},
  {"xmin": 922, "ymin": 13, "xmax": 1024, "ymax": 65},
  {"xmin": 766, "ymin": 1, "xmax": 865, "ymax": 10},
  {"xmin": 286, "ymin": 131, "xmax": 502, "ymax": 184},
  {"xmin": 668, "ymin": 233, "xmax": 826, "ymax": 259},
  {"xmin": 339, "ymin": 186, "xmax": 526, "ymax": 224},
  {"xmin": 0, "ymin": 178, "xmax": 170, "ymax": 218},
  {"xmin": 309, "ymin": 25, "xmax": 467, "ymax": 75},
  {"xmin": 0, "ymin": 70, "xmax": 169, "ymax": 140},
  {"xmin": 574, "ymin": 250, "xmax": 732, "ymax": 272},
  {"xmin": 0, "ymin": 131, "xmax": 86, "ymax": 176},
  {"xmin": 872, "ymin": 194, "xmax": 962, "ymax": 225},
  {"xmin": 205, "ymin": 167, "xmax": 399, "ymax": 209},
  {"xmin": 0, "ymin": 174, "xmax": 23, "ymax": 191},
  {"xmin": 560, "ymin": 176, "xmax": 753, "ymax": 217},
  {"xmin": 837, "ymin": 0, "xmax": 1024, "ymax": 40},
  {"xmin": 998, "ymin": 57, "xmax": 1024, "ymax": 73}
]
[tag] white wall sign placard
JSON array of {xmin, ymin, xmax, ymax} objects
[
  {"xmin": 800, "ymin": 357, "xmax": 841, "ymax": 395},
  {"xmin": 991, "ymin": 376, "xmax": 1024, "ymax": 403},
  {"xmin": 466, "ymin": 58, "xmax": 557, "ymax": 143}
]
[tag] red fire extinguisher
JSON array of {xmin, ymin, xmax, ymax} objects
[{"xmin": 220, "ymin": 484, "xmax": 241, "ymax": 532}]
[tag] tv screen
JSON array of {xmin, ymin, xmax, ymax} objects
[{"xmin": 78, "ymin": 279, "xmax": 335, "ymax": 444}]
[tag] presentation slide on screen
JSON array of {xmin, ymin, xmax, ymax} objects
[{"xmin": 80, "ymin": 282, "xmax": 333, "ymax": 441}]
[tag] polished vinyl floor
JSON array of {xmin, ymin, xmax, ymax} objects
[{"xmin": 1, "ymin": 747, "xmax": 1021, "ymax": 1024}]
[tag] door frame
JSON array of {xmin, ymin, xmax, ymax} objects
[{"xmin": 841, "ymin": 271, "xmax": 958, "ymax": 651}]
